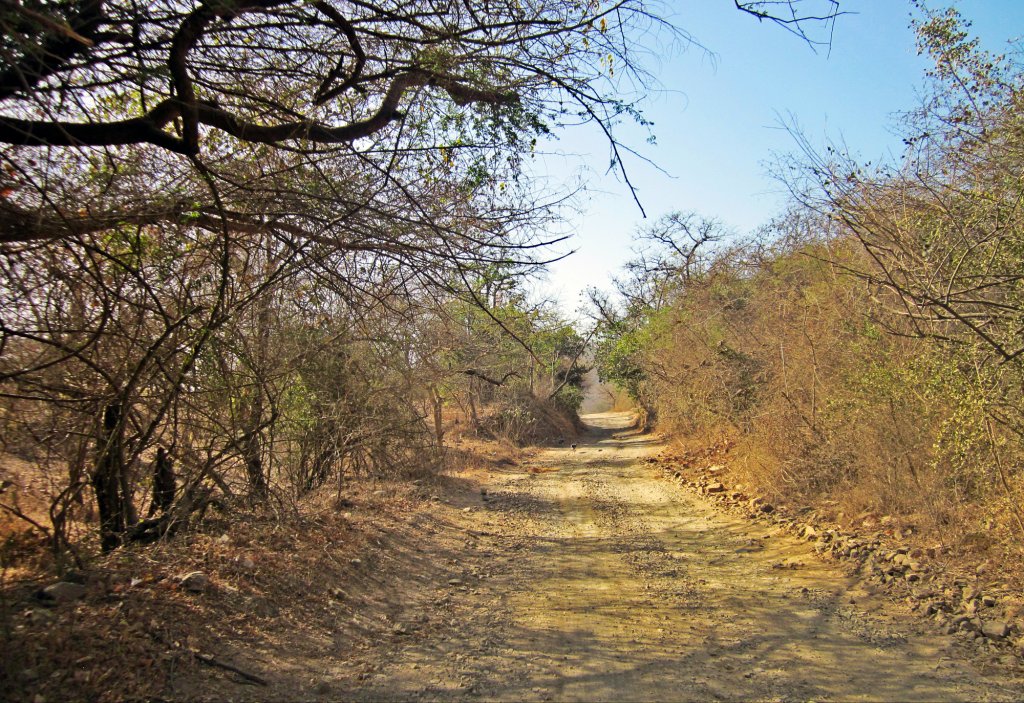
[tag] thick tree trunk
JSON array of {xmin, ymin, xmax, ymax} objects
[
  {"xmin": 244, "ymin": 396, "xmax": 268, "ymax": 499},
  {"xmin": 148, "ymin": 447, "xmax": 176, "ymax": 516},
  {"xmin": 92, "ymin": 403, "xmax": 127, "ymax": 552}
]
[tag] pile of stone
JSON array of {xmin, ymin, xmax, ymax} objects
[{"xmin": 655, "ymin": 455, "xmax": 1023, "ymax": 660}]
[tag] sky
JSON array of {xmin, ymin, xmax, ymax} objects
[{"xmin": 532, "ymin": 0, "xmax": 1024, "ymax": 316}]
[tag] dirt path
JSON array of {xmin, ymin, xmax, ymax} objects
[{"xmin": 331, "ymin": 412, "xmax": 1020, "ymax": 701}]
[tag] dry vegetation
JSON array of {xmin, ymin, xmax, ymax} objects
[
  {"xmin": 594, "ymin": 8, "xmax": 1024, "ymax": 585},
  {"xmin": 0, "ymin": 432, "xmax": 538, "ymax": 702}
]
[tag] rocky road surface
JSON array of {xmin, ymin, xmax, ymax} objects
[{"xmin": 339, "ymin": 412, "xmax": 1022, "ymax": 702}]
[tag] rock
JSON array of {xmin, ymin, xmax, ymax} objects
[
  {"xmin": 448, "ymin": 578, "xmax": 464, "ymax": 586},
  {"xmin": 237, "ymin": 556, "xmax": 256, "ymax": 571},
  {"xmin": 906, "ymin": 573, "xmax": 922, "ymax": 583},
  {"xmin": 982, "ymin": 620, "xmax": 1011, "ymax": 640},
  {"xmin": 26, "ymin": 608, "xmax": 55, "ymax": 625},
  {"xmin": 40, "ymin": 581, "xmax": 87, "ymax": 603},
  {"xmin": 706, "ymin": 483, "xmax": 725, "ymax": 494},
  {"xmin": 962, "ymin": 586, "xmax": 980, "ymax": 602},
  {"xmin": 178, "ymin": 571, "xmax": 210, "ymax": 592},
  {"xmin": 982, "ymin": 595, "xmax": 997, "ymax": 607}
]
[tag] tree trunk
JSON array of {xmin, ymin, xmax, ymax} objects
[
  {"xmin": 148, "ymin": 447, "xmax": 176, "ymax": 516},
  {"xmin": 92, "ymin": 403, "xmax": 127, "ymax": 552},
  {"xmin": 243, "ymin": 396, "xmax": 268, "ymax": 499},
  {"xmin": 467, "ymin": 387, "xmax": 481, "ymax": 433},
  {"xmin": 429, "ymin": 386, "xmax": 445, "ymax": 445}
]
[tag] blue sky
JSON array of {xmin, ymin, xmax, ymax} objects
[{"xmin": 533, "ymin": 0, "xmax": 1024, "ymax": 315}]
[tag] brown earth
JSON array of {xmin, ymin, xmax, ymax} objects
[
  {"xmin": 10, "ymin": 412, "xmax": 1023, "ymax": 701},
  {"xmin": 184, "ymin": 411, "xmax": 1022, "ymax": 701}
]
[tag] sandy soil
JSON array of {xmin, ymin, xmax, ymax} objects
[
  {"xmin": 319, "ymin": 411, "xmax": 1016, "ymax": 702},
  {"xmin": 158, "ymin": 411, "xmax": 1024, "ymax": 701}
]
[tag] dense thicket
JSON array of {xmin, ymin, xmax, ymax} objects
[
  {"xmin": 596, "ymin": 8, "xmax": 1024, "ymax": 555},
  {"xmin": 0, "ymin": 0, "xmax": 651, "ymax": 560},
  {"xmin": 0, "ymin": 0, "xmax": 845, "ymax": 562}
]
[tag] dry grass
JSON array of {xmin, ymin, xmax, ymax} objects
[{"xmin": 0, "ymin": 434, "xmax": 517, "ymax": 703}]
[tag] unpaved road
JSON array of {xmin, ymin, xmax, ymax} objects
[{"xmin": 335, "ymin": 412, "xmax": 1020, "ymax": 701}]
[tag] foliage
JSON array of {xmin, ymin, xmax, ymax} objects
[{"xmin": 593, "ymin": 8, "xmax": 1024, "ymax": 552}]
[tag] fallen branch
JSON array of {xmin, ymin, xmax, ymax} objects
[{"xmin": 192, "ymin": 651, "xmax": 268, "ymax": 686}]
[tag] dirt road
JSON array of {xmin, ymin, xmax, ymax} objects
[{"xmin": 333, "ymin": 412, "xmax": 1020, "ymax": 701}]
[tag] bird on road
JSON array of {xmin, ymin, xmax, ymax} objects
[{"xmin": 571, "ymin": 443, "xmax": 578, "ymax": 452}]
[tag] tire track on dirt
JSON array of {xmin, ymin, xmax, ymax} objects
[{"xmin": 344, "ymin": 412, "xmax": 1022, "ymax": 702}]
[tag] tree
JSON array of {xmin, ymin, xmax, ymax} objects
[
  {"xmin": 788, "ymin": 5, "xmax": 1024, "ymax": 440},
  {"xmin": 0, "ymin": 0, "xmax": 845, "ymax": 554}
]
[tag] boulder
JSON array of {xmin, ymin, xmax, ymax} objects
[
  {"xmin": 981, "ymin": 620, "xmax": 1011, "ymax": 640},
  {"xmin": 40, "ymin": 581, "xmax": 87, "ymax": 603},
  {"xmin": 178, "ymin": 571, "xmax": 211, "ymax": 593}
]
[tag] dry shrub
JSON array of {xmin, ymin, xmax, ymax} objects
[
  {"xmin": 630, "ymin": 225, "xmax": 1024, "ymax": 560},
  {"xmin": 477, "ymin": 393, "xmax": 579, "ymax": 445}
]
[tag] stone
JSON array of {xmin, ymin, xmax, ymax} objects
[
  {"xmin": 178, "ymin": 571, "xmax": 210, "ymax": 592},
  {"xmin": 981, "ymin": 621, "xmax": 1011, "ymax": 640},
  {"xmin": 41, "ymin": 581, "xmax": 87, "ymax": 603},
  {"xmin": 26, "ymin": 608, "xmax": 55, "ymax": 624},
  {"xmin": 706, "ymin": 483, "xmax": 725, "ymax": 494},
  {"xmin": 982, "ymin": 595, "xmax": 997, "ymax": 607}
]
